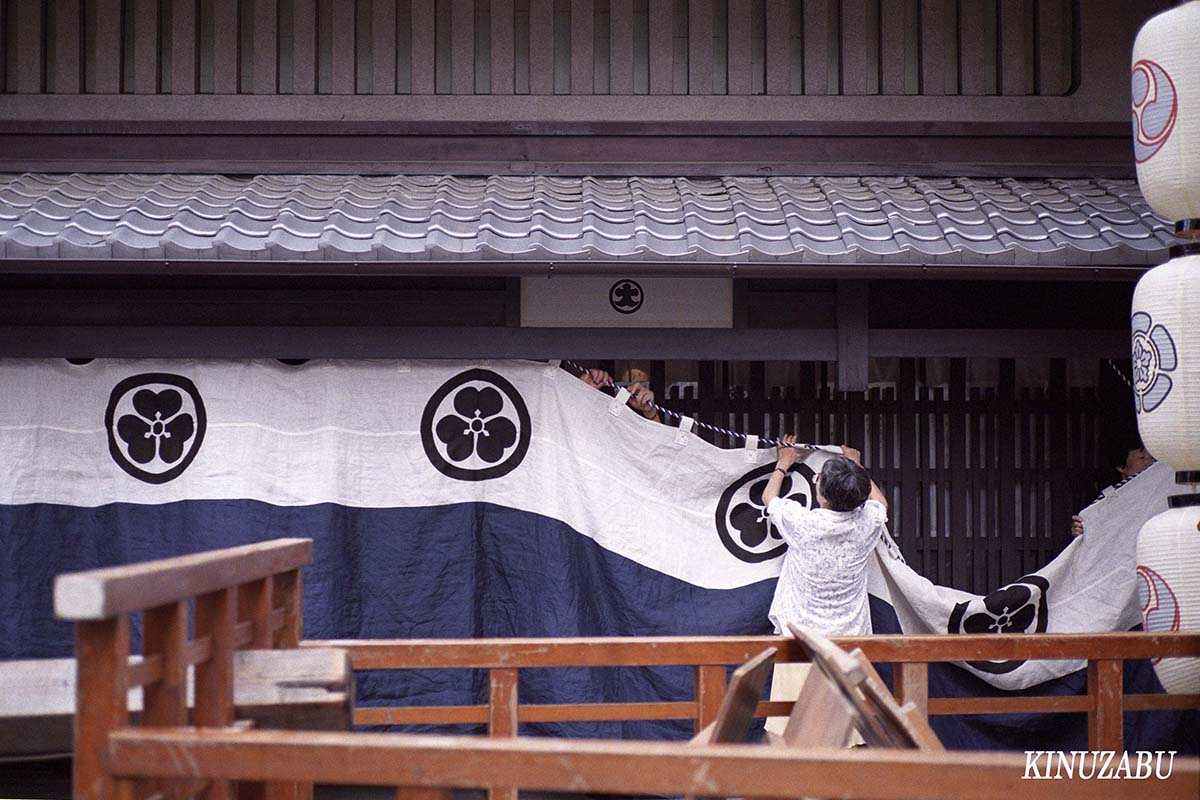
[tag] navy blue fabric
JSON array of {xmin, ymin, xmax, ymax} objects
[
  {"xmin": 1, "ymin": 500, "xmax": 1194, "ymax": 751},
  {"xmin": 869, "ymin": 596, "xmax": 1198, "ymax": 753}
]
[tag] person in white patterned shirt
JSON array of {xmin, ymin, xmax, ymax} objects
[{"xmin": 760, "ymin": 435, "xmax": 889, "ymax": 738}]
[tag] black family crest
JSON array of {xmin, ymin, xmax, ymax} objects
[
  {"xmin": 714, "ymin": 462, "xmax": 817, "ymax": 563},
  {"xmin": 105, "ymin": 373, "xmax": 206, "ymax": 484},
  {"xmin": 609, "ymin": 279, "xmax": 644, "ymax": 314},
  {"xmin": 420, "ymin": 368, "xmax": 531, "ymax": 481},
  {"xmin": 948, "ymin": 574, "xmax": 1050, "ymax": 674}
]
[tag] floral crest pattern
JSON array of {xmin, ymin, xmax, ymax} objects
[
  {"xmin": 714, "ymin": 463, "xmax": 816, "ymax": 563},
  {"xmin": 420, "ymin": 368, "xmax": 531, "ymax": 482},
  {"xmin": 105, "ymin": 373, "xmax": 206, "ymax": 484},
  {"xmin": 435, "ymin": 386, "xmax": 519, "ymax": 464},
  {"xmin": 1131, "ymin": 311, "xmax": 1177, "ymax": 414},
  {"xmin": 948, "ymin": 575, "xmax": 1050, "ymax": 674}
]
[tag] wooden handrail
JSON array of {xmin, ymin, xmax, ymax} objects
[
  {"xmin": 54, "ymin": 538, "xmax": 312, "ymax": 620},
  {"xmin": 305, "ymin": 631, "xmax": 1200, "ymax": 669},
  {"xmin": 105, "ymin": 728, "xmax": 1200, "ymax": 800}
]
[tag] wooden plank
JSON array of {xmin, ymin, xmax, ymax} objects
[
  {"xmin": 883, "ymin": 0, "xmax": 907, "ymax": 94},
  {"xmin": 195, "ymin": 589, "xmax": 237, "ymax": 726},
  {"xmin": 687, "ymin": 0, "xmax": 712, "ymax": 94},
  {"xmin": 694, "ymin": 663, "xmax": 725, "ymax": 734},
  {"xmin": 90, "ymin": 0, "xmax": 124, "ymax": 93},
  {"xmin": 291, "ymin": 0, "xmax": 317, "ymax": 94},
  {"xmin": 949, "ymin": 363, "xmax": 966, "ymax": 589},
  {"xmin": 1048, "ymin": 359, "xmax": 1069, "ymax": 559},
  {"xmin": 998, "ymin": 0, "xmax": 1032, "ymax": 96},
  {"xmin": 450, "ymin": 0, "xmax": 473, "ymax": 94},
  {"xmin": 239, "ymin": 577, "xmax": 275, "ymax": 649},
  {"xmin": 528, "ymin": 0, "xmax": 553, "ymax": 94},
  {"xmin": 51, "ymin": 0, "xmax": 82, "ymax": 93},
  {"xmin": 15, "ymin": 0, "xmax": 44, "ymax": 93},
  {"xmin": 840, "ymin": 0, "xmax": 868, "ymax": 95},
  {"xmin": 927, "ymin": 694, "xmax": 1090, "ymax": 715},
  {"xmin": 647, "ymin": 0, "xmax": 670, "ymax": 94},
  {"xmin": 274, "ymin": 568, "xmax": 303, "ymax": 648},
  {"xmin": 74, "ymin": 617, "xmax": 129, "ymax": 800},
  {"xmin": 212, "ymin": 0, "xmax": 239, "ymax": 92},
  {"xmin": 725, "ymin": 0, "xmax": 751, "ymax": 95},
  {"xmin": 106, "ymin": 728, "xmax": 1200, "ymax": 799},
  {"xmin": 898, "ymin": 360, "xmax": 917, "ymax": 550},
  {"xmin": 371, "ymin": 0, "xmax": 397, "ymax": 93},
  {"xmin": 608, "ymin": 0, "xmax": 632, "ymax": 94},
  {"xmin": 570, "ymin": 0, "xmax": 593, "ymax": 94},
  {"xmin": 1037, "ymin": 0, "xmax": 1071, "ymax": 95},
  {"xmin": 488, "ymin": 667, "xmax": 519, "ymax": 800},
  {"xmin": 170, "ymin": 0, "xmax": 198, "ymax": 94},
  {"xmin": 488, "ymin": 668, "xmax": 518, "ymax": 736},
  {"xmin": 330, "ymin": 0, "xmax": 355, "ymax": 93},
  {"xmin": 803, "ymin": 0, "xmax": 832, "ymax": 94},
  {"xmin": 836, "ymin": 281, "xmax": 869, "ymax": 392},
  {"xmin": 490, "ymin": 0, "xmax": 514, "ymax": 93},
  {"xmin": 997, "ymin": 359, "xmax": 1018, "ymax": 581},
  {"xmin": 53, "ymin": 539, "xmax": 311, "ymax": 620},
  {"xmin": 142, "ymin": 601, "xmax": 188, "ymax": 727},
  {"xmin": 893, "ymin": 661, "xmax": 928, "ymax": 718},
  {"xmin": 764, "ymin": 0, "xmax": 788, "ymax": 95},
  {"xmin": 1124, "ymin": 693, "xmax": 1200, "ymax": 712},
  {"xmin": 919, "ymin": 0, "xmax": 948, "ymax": 95},
  {"xmin": 358, "ymin": 701, "xmax": 696, "ymax": 726},
  {"xmin": 251, "ymin": 0, "xmax": 278, "ymax": 93},
  {"xmin": 316, "ymin": 633, "xmax": 1200, "ymax": 671},
  {"xmin": 410, "ymin": 0, "xmax": 435, "ymax": 94},
  {"xmin": 1087, "ymin": 658, "xmax": 1123, "ymax": 751},
  {"xmin": 958, "ymin": 0, "xmax": 995, "ymax": 95}
]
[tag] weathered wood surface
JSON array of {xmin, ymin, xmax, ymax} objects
[
  {"xmin": 54, "ymin": 539, "xmax": 311, "ymax": 620},
  {"xmin": 0, "ymin": 648, "xmax": 350, "ymax": 756},
  {"xmin": 311, "ymin": 631, "xmax": 1200, "ymax": 669},
  {"xmin": 105, "ymin": 728, "xmax": 1200, "ymax": 800}
]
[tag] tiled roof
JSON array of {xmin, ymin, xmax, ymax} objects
[{"xmin": 0, "ymin": 173, "xmax": 1177, "ymax": 267}]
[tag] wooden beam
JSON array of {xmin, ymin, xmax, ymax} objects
[
  {"xmin": 104, "ymin": 728, "xmax": 1200, "ymax": 799},
  {"xmin": 53, "ymin": 539, "xmax": 312, "ymax": 620},
  {"xmin": 1, "ymin": 647, "xmax": 352, "ymax": 756},
  {"xmin": 308, "ymin": 632, "xmax": 1200, "ymax": 671},
  {"xmin": 836, "ymin": 281, "xmax": 869, "ymax": 392},
  {"xmin": 0, "ymin": 325, "xmax": 1136, "ymax": 360}
]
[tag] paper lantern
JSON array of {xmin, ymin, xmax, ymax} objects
[
  {"xmin": 1135, "ymin": 504, "xmax": 1200, "ymax": 694},
  {"xmin": 1130, "ymin": 251, "xmax": 1200, "ymax": 470},
  {"xmin": 1132, "ymin": 1, "xmax": 1200, "ymax": 236}
]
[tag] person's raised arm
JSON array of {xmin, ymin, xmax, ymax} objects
[
  {"xmin": 840, "ymin": 445, "xmax": 888, "ymax": 511},
  {"xmin": 764, "ymin": 434, "xmax": 800, "ymax": 506}
]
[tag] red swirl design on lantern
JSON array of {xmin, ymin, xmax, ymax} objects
[{"xmin": 1131, "ymin": 59, "xmax": 1178, "ymax": 163}]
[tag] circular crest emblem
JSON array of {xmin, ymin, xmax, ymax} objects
[
  {"xmin": 105, "ymin": 373, "xmax": 206, "ymax": 484},
  {"xmin": 1131, "ymin": 311, "xmax": 1177, "ymax": 414},
  {"xmin": 1131, "ymin": 59, "xmax": 1177, "ymax": 163},
  {"xmin": 948, "ymin": 574, "xmax": 1050, "ymax": 674},
  {"xmin": 609, "ymin": 279, "xmax": 644, "ymax": 315},
  {"xmin": 421, "ymin": 368, "xmax": 531, "ymax": 481},
  {"xmin": 714, "ymin": 463, "xmax": 817, "ymax": 563}
]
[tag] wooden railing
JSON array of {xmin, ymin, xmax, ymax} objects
[
  {"xmin": 57, "ymin": 538, "xmax": 1200, "ymax": 800},
  {"xmin": 54, "ymin": 538, "xmax": 313, "ymax": 800},
  {"xmin": 305, "ymin": 632, "xmax": 1200, "ymax": 753},
  {"xmin": 101, "ymin": 727, "xmax": 1199, "ymax": 800}
]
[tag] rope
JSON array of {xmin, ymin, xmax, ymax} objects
[
  {"xmin": 1105, "ymin": 358, "xmax": 1135, "ymax": 393},
  {"xmin": 561, "ymin": 360, "xmax": 820, "ymax": 451}
]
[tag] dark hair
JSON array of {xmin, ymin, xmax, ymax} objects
[
  {"xmin": 818, "ymin": 456, "xmax": 872, "ymax": 512},
  {"xmin": 1106, "ymin": 429, "xmax": 1145, "ymax": 472}
]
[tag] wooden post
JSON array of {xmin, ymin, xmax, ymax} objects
[
  {"xmin": 196, "ymin": 588, "xmax": 236, "ymax": 800},
  {"xmin": 74, "ymin": 616, "xmax": 130, "ymax": 800},
  {"xmin": 273, "ymin": 568, "xmax": 303, "ymax": 649},
  {"xmin": 893, "ymin": 662, "xmax": 929, "ymax": 718},
  {"xmin": 694, "ymin": 664, "xmax": 726, "ymax": 734},
  {"xmin": 142, "ymin": 600, "xmax": 189, "ymax": 799},
  {"xmin": 488, "ymin": 668, "xmax": 519, "ymax": 800},
  {"xmin": 1088, "ymin": 658, "xmax": 1124, "ymax": 751},
  {"xmin": 239, "ymin": 577, "xmax": 274, "ymax": 648}
]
